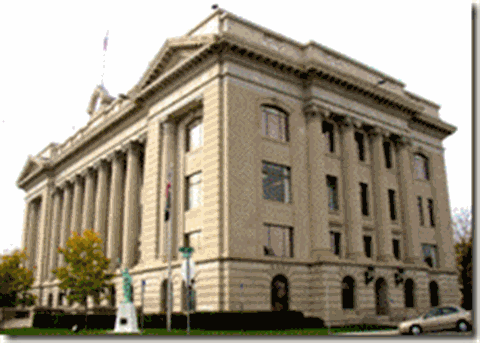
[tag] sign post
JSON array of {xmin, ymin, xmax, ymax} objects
[
  {"xmin": 179, "ymin": 246, "xmax": 194, "ymax": 335},
  {"xmin": 141, "ymin": 280, "xmax": 146, "ymax": 334}
]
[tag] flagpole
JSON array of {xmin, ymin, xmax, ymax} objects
[
  {"xmin": 166, "ymin": 165, "xmax": 173, "ymax": 332},
  {"xmin": 101, "ymin": 30, "xmax": 109, "ymax": 86}
]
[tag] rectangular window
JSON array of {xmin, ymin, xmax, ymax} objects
[
  {"xmin": 364, "ymin": 235, "xmax": 372, "ymax": 258},
  {"xmin": 383, "ymin": 141, "xmax": 392, "ymax": 169},
  {"xmin": 355, "ymin": 132, "xmax": 365, "ymax": 161},
  {"xmin": 262, "ymin": 162, "xmax": 291, "ymax": 203},
  {"xmin": 330, "ymin": 231, "xmax": 341, "ymax": 256},
  {"xmin": 263, "ymin": 224, "xmax": 293, "ymax": 258},
  {"xmin": 185, "ymin": 231, "xmax": 202, "ymax": 254},
  {"xmin": 414, "ymin": 154, "xmax": 429, "ymax": 180},
  {"xmin": 418, "ymin": 196, "xmax": 424, "ymax": 226},
  {"xmin": 393, "ymin": 239, "xmax": 400, "ymax": 260},
  {"xmin": 428, "ymin": 198, "xmax": 435, "ymax": 227},
  {"xmin": 262, "ymin": 106, "xmax": 288, "ymax": 142},
  {"xmin": 322, "ymin": 121, "xmax": 335, "ymax": 153},
  {"xmin": 388, "ymin": 189, "xmax": 396, "ymax": 221},
  {"xmin": 186, "ymin": 173, "xmax": 202, "ymax": 210},
  {"xmin": 327, "ymin": 175, "xmax": 338, "ymax": 211},
  {"xmin": 360, "ymin": 183, "xmax": 369, "ymax": 216},
  {"xmin": 422, "ymin": 244, "xmax": 438, "ymax": 268},
  {"xmin": 187, "ymin": 120, "xmax": 203, "ymax": 152}
]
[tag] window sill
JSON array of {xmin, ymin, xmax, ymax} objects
[
  {"xmin": 262, "ymin": 135, "xmax": 289, "ymax": 146},
  {"xmin": 263, "ymin": 198, "xmax": 292, "ymax": 205},
  {"xmin": 413, "ymin": 178, "xmax": 431, "ymax": 183},
  {"xmin": 186, "ymin": 147, "xmax": 203, "ymax": 156},
  {"xmin": 328, "ymin": 209, "xmax": 340, "ymax": 214}
]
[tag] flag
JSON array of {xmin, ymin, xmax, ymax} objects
[
  {"xmin": 164, "ymin": 176, "xmax": 172, "ymax": 222},
  {"xmin": 103, "ymin": 30, "xmax": 109, "ymax": 52}
]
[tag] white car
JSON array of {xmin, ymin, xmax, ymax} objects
[{"xmin": 398, "ymin": 305, "xmax": 472, "ymax": 335}]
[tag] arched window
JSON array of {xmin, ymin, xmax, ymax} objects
[
  {"xmin": 110, "ymin": 285, "xmax": 116, "ymax": 307},
  {"xmin": 271, "ymin": 274, "xmax": 289, "ymax": 311},
  {"xmin": 342, "ymin": 276, "xmax": 355, "ymax": 309},
  {"xmin": 48, "ymin": 293, "xmax": 53, "ymax": 308},
  {"xmin": 430, "ymin": 281, "xmax": 439, "ymax": 307},
  {"xmin": 404, "ymin": 279, "xmax": 415, "ymax": 308},
  {"xmin": 182, "ymin": 280, "xmax": 187, "ymax": 312},
  {"xmin": 261, "ymin": 106, "xmax": 289, "ymax": 142},
  {"xmin": 160, "ymin": 280, "xmax": 168, "ymax": 313},
  {"xmin": 414, "ymin": 153, "xmax": 429, "ymax": 180}
]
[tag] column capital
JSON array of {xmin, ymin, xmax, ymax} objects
[
  {"xmin": 398, "ymin": 135, "xmax": 413, "ymax": 147},
  {"xmin": 160, "ymin": 114, "xmax": 176, "ymax": 126},
  {"xmin": 126, "ymin": 140, "xmax": 142, "ymax": 153},
  {"xmin": 369, "ymin": 126, "xmax": 389, "ymax": 139},
  {"xmin": 337, "ymin": 115, "xmax": 356, "ymax": 132},
  {"xmin": 162, "ymin": 118, "xmax": 176, "ymax": 132},
  {"xmin": 135, "ymin": 132, "xmax": 147, "ymax": 145},
  {"xmin": 304, "ymin": 104, "xmax": 332, "ymax": 121},
  {"xmin": 59, "ymin": 179, "xmax": 72, "ymax": 189}
]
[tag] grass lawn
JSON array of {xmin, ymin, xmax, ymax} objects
[{"xmin": 0, "ymin": 325, "xmax": 397, "ymax": 336}]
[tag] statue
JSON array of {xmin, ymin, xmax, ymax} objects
[{"xmin": 122, "ymin": 267, "xmax": 132, "ymax": 303}]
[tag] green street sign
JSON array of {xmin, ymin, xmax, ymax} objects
[{"xmin": 179, "ymin": 246, "xmax": 194, "ymax": 258}]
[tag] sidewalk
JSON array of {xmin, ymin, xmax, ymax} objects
[{"xmin": 336, "ymin": 329, "xmax": 399, "ymax": 336}]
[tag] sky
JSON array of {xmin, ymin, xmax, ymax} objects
[{"xmin": 0, "ymin": 1, "xmax": 472, "ymax": 255}]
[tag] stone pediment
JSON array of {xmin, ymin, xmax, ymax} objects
[
  {"xmin": 87, "ymin": 84, "xmax": 115, "ymax": 116},
  {"xmin": 16, "ymin": 156, "xmax": 47, "ymax": 186},
  {"xmin": 135, "ymin": 35, "xmax": 216, "ymax": 92}
]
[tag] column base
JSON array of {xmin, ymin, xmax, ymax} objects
[
  {"xmin": 376, "ymin": 255, "xmax": 398, "ymax": 264},
  {"xmin": 312, "ymin": 249, "xmax": 339, "ymax": 262},
  {"xmin": 403, "ymin": 256, "xmax": 424, "ymax": 267},
  {"xmin": 346, "ymin": 252, "xmax": 372, "ymax": 264}
]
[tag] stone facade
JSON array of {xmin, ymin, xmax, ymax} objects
[{"xmin": 16, "ymin": 9, "xmax": 459, "ymax": 326}]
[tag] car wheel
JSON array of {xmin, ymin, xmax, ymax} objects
[
  {"xmin": 410, "ymin": 325, "xmax": 422, "ymax": 336},
  {"xmin": 457, "ymin": 320, "xmax": 469, "ymax": 332}
]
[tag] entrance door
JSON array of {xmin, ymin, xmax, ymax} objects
[
  {"xmin": 271, "ymin": 275, "xmax": 289, "ymax": 311},
  {"xmin": 375, "ymin": 278, "xmax": 388, "ymax": 315}
]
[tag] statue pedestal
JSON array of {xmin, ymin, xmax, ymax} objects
[{"xmin": 114, "ymin": 302, "xmax": 139, "ymax": 333}]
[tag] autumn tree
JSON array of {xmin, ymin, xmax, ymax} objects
[
  {"xmin": 453, "ymin": 207, "xmax": 472, "ymax": 310},
  {"xmin": 0, "ymin": 249, "xmax": 36, "ymax": 324},
  {"xmin": 52, "ymin": 229, "xmax": 113, "ymax": 329}
]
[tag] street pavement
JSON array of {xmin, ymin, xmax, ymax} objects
[{"xmin": 337, "ymin": 329, "xmax": 474, "ymax": 336}]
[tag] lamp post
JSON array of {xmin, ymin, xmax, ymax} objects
[
  {"xmin": 327, "ymin": 276, "xmax": 330, "ymax": 335},
  {"xmin": 179, "ymin": 246, "xmax": 194, "ymax": 335}
]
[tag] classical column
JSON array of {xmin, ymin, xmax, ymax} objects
[
  {"xmin": 82, "ymin": 168, "xmax": 96, "ymax": 232},
  {"xmin": 59, "ymin": 182, "xmax": 74, "ymax": 268},
  {"xmin": 396, "ymin": 137, "xmax": 422, "ymax": 266},
  {"xmin": 305, "ymin": 106, "xmax": 337, "ymax": 261},
  {"xmin": 107, "ymin": 151, "xmax": 125, "ymax": 269},
  {"xmin": 26, "ymin": 201, "xmax": 39, "ymax": 270},
  {"xmin": 48, "ymin": 189, "xmax": 63, "ymax": 280},
  {"xmin": 430, "ymin": 151, "xmax": 456, "ymax": 271},
  {"xmin": 122, "ymin": 142, "xmax": 141, "ymax": 268},
  {"xmin": 340, "ymin": 117, "xmax": 367, "ymax": 263},
  {"xmin": 94, "ymin": 160, "xmax": 110, "ymax": 253},
  {"xmin": 160, "ymin": 120, "xmax": 176, "ymax": 262},
  {"xmin": 371, "ymin": 128, "xmax": 395, "ymax": 263},
  {"xmin": 21, "ymin": 201, "xmax": 31, "ymax": 252},
  {"xmin": 71, "ymin": 175, "xmax": 85, "ymax": 235},
  {"xmin": 35, "ymin": 184, "xmax": 54, "ymax": 283}
]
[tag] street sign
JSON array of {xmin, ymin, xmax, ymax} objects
[{"xmin": 181, "ymin": 260, "xmax": 196, "ymax": 282}]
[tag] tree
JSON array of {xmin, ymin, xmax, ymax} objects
[
  {"xmin": 0, "ymin": 249, "xmax": 36, "ymax": 324},
  {"xmin": 452, "ymin": 207, "xmax": 472, "ymax": 310},
  {"xmin": 52, "ymin": 229, "xmax": 113, "ymax": 329}
]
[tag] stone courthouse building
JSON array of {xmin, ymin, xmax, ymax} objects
[{"xmin": 16, "ymin": 9, "xmax": 459, "ymax": 325}]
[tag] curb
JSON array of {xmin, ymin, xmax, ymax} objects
[{"xmin": 336, "ymin": 329, "xmax": 399, "ymax": 336}]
